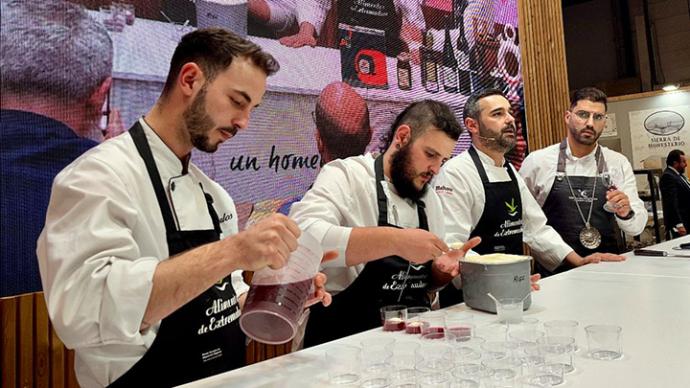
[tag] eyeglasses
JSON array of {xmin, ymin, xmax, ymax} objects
[{"xmin": 572, "ymin": 110, "xmax": 606, "ymax": 122}]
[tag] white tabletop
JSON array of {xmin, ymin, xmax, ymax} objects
[{"xmin": 181, "ymin": 236, "xmax": 690, "ymax": 387}]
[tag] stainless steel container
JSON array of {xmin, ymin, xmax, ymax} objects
[{"xmin": 460, "ymin": 255, "xmax": 532, "ymax": 313}]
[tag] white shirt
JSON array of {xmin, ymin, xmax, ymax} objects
[
  {"xmin": 36, "ymin": 119, "xmax": 248, "ymax": 388},
  {"xmin": 300, "ymin": 0, "xmax": 427, "ymax": 36},
  {"xmin": 520, "ymin": 142, "xmax": 647, "ymax": 237},
  {"xmin": 288, "ymin": 153, "xmax": 446, "ymax": 294},
  {"xmin": 434, "ymin": 148, "xmax": 573, "ymax": 272}
]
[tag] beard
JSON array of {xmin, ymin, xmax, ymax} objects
[
  {"xmin": 568, "ymin": 123, "xmax": 601, "ymax": 146},
  {"xmin": 183, "ymin": 86, "xmax": 237, "ymax": 153},
  {"xmin": 390, "ymin": 143, "xmax": 429, "ymax": 202},
  {"xmin": 479, "ymin": 121, "xmax": 516, "ymax": 152}
]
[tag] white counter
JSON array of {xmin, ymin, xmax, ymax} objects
[{"xmin": 179, "ymin": 235, "xmax": 690, "ymax": 388}]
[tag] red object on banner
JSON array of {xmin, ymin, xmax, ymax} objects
[{"xmin": 422, "ymin": 0, "xmax": 453, "ymax": 30}]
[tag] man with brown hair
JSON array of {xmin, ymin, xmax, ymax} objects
[{"xmin": 37, "ymin": 29, "xmax": 329, "ymax": 387}]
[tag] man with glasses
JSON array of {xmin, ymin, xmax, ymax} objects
[
  {"xmin": 435, "ymin": 89, "xmax": 620, "ymax": 306},
  {"xmin": 520, "ymin": 87, "xmax": 645, "ymax": 275}
]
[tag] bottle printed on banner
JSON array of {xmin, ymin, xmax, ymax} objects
[
  {"xmin": 421, "ymin": 30, "xmax": 439, "ymax": 93},
  {"xmin": 442, "ymin": 23, "xmax": 459, "ymax": 94}
]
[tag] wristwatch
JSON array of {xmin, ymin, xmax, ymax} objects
[{"xmin": 615, "ymin": 209, "xmax": 635, "ymax": 220}]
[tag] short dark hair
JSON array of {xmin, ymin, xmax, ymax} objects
[
  {"xmin": 380, "ymin": 100, "xmax": 462, "ymax": 152},
  {"xmin": 570, "ymin": 87, "xmax": 608, "ymax": 111},
  {"xmin": 463, "ymin": 88, "xmax": 507, "ymax": 122},
  {"xmin": 667, "ymin": 149, "xmax": 686, "ymax": 166},
  {"xmin": 161, "ymin": 28, "xmax": 279, "ymax": 96},
  {"xmin": 315, "ymin": 103, "xmax": 371, "ymax": 160}
]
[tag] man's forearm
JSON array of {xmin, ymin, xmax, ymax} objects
[
  {"xmin": 345, "ymin": 227, "xmax": 401, "ymax": 266},
  {"xmin": 141, "ymin": 239, "xmax": 237, "ymax": 330}
]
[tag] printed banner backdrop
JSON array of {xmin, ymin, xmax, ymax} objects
[
  {"xmin": 16, "ymin": 0, "xmax": 526, "ymax": 232},
  {"xmin": 629, "ymin": 105, "xmax": 690, "ymax": 167},
  {"xmin": 629, "ymin": 105, "xmax": 690, "ymax": 192}
]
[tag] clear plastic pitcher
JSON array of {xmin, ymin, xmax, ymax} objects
[{"xmin": 239, "ymin": 233, "xmax": 323, "ymax": 344}]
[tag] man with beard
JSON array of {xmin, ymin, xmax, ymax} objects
[
  {"xmin": 290, "ymin": 100, "xmax": 479, "ymax": 347},
  {"xmin": 520, "ymin": 87, "xmax": 644, "ymax": 276},
  {"xmin": 434, "ymin": 89, "xmax": 620, "ymax": 307},
  {"xmin": 660, "ymin": 149, "xmax": 690, "ymax": 239},
  {"xmin": 37, "ymin": 29, "xmax": 332, "ymax": 387}
]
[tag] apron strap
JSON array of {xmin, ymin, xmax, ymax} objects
[
  {"xmin": 130, "ymin": 121, "xmax": 221, "ymax": 236},
  {"xmin": 201, "ymin": 185, "xmax": 223, "ymax": 235},
  {"xmin": 557, "ymin": 138, "xmax": 608, "ymax": 174},
  {"xmin": 130, "ymin": 122, "xmax": 178, "ymax": 234},
  {"xmin": 374, "ymin": 154, "xmax": 429, "ymax": 231}
]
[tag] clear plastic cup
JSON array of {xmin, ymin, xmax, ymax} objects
[
  {"xmin": 381, "ymin": 305, "xmax": 408, "ymax": 332},
  {"xmin": 452, "ymin": 363, "xmax": 493, "ymax": 386},
  {"xmin": 240, "ymin": 233, "xmax": 323, "ymax": 344},
  {"xmin": 524, "ymin": 363, "xmax": 565, "ymax": 387},
  {"xmin": 418, "ymin": 372, "xmax": 452, "ymax": 388},
  {"xmin": 445, "ymin": 312, "xmax": 475, "ymax": 341},
  {"xmin": 482, "ymin": 358, "xmax": 520, "ymax": 388},
  {"xmin": 476, "ymin": 323, "xmax": 508, "ymax": 341},
  {"xmin": 421, "ymin": 310, "xmax": 447, "ymax": 336},
  {"xmin": 326, "ymin": 344, "xmax": 361, "ymax": 384},
  {"xmin": 416, "ymin": 342, "xmax": 454, "ymax": 374},
  {"xmin": 390, "ymin": 341, "xmax": 421, "ymax": 371},
  {"xmin": 496, "ymin": 298, "xmax": 523, "ymax": 324},
  {"xmin": 537, "ymin": 336, "xmax": 575, "ymax": 373},
  {"xmin": 405, "ymin": 306, "xmax": 431, "ymax": 334},
  {"xmin": 585, "ymin": 324, "xmax": 623, "ymax": 360},
  {"xmin": 509, "ymin": 329, "xmax": 545, "ymax": 344}
]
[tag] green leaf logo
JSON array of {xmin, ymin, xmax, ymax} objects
[{"xmin": 505, "ymin": 198, "xmax": 518, "ymax": 217}]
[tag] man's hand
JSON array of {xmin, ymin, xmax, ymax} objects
[
  {"xmin": 305, "ymin": 251, "xmax": 338, "ymax": 307},
  {"xmin": 582, "ymin": 252, "xmax": 626, "ymax": 265},
  {"xmin": 394, "ymin": 229, "xmax": 450, "ymax": 264},
  {"xmin": 279, "ymin": 22, "xmax": 317, "ymax": 48},
  {"xmin": 606, "ymin": 189, "xmax": 631, "ymax": 218},
  {"xmin": 229, "ymin": 213, "xmax": 301, "ymax": 271},
  {"xmin": 432, "ymin": 237, "xmax": 482, "ymax": 277},
  {"xmin": 678, "ymin": 226, "xmax": 687, "ymax": 236},
  {"xmin": 530, "ymin": 273, "xmax": 541, "ymax": 291}
]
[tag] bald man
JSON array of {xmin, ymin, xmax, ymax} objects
[
  {"xmin": 277, "ymin": 82, "xmax": 372, "ymax": 215},
  {"xmin": 314, "ymin": 81, "xmax": 373, "ymax": 163}
]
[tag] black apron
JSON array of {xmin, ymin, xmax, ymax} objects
[
  {"xmin": 439, "ymin": 147, "xmax": 524, "ymax": 308},
  {"xmin": 304, "ymin": 155, "xmax": 432, "ymax": 347},
  {"xmin": 538, "ymin": 139, "xmax": 622, "ymax": 276},
  {"xmin": 109, "ymin": 123, "xmax": 245, "ymax": 387},
  {"xmin": 339, "ymin": 0, "xmax": 403, "ymax": 57}
]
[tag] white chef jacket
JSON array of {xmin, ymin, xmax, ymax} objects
[
  {"xmin": 36, "ymin": 119, "xmax": 248, "ymax": 388},
  {"xmin": 519, "ymin": 142, "xmax": 647, "ymax": 237},
  {"xmin": 434, "ymin": 148, "xmax": 573, "ymax": 272},
  {"xmin": 288, "ymin": 153, "xmax": 446, "ymax": 294}
]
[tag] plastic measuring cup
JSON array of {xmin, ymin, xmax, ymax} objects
[{"xmin": 239, "ymin": 233, "xmax": 323, "ymax": 344}]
